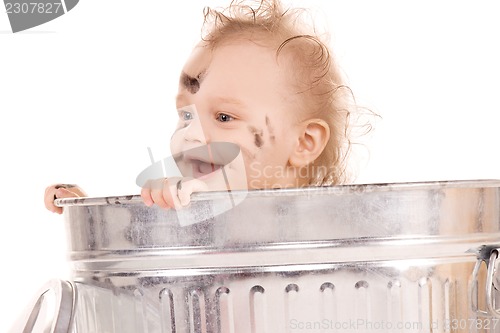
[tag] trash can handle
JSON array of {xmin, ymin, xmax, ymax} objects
[
  {"xmin": 485, "ymin": 249, "xmax": 500, "ymax": 318},
  {"xmin": 22, "ymin": 279, "xmax": 76, "ymax": 333},
  {"xmin": 471, "ymin": 248, "xmax": 500, "ymax": 318}
]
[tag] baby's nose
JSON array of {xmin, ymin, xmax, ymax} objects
[{"xmin": 184, "ymin": 117, "xmax": 209, "ymax": 144}]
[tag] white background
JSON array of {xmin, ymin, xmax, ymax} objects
[{"xmin": 1, "ymin": 0, "xmax": 499, "ymax": 331}]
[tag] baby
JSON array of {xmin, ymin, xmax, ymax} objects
[{"xmin": 45, "ymin": 0, "xmax": 355, "ymax": 213}]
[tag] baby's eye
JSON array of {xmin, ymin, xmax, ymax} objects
[
  {"xmin": 180, "ymin": 111, "xmax": 193, "ymax": 121},
  {"xmin": 216, "ymin": 113, "xmax": 234, "ymax": 122}
]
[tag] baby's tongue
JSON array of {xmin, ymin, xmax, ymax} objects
[{"xmin": 199, "ymin": 161, "xmax": 215, "ymax": 175}]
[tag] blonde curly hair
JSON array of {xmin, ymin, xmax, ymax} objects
[{"xmin": 201, "ymin": 0, "xmax": 359, "ymax": 185}]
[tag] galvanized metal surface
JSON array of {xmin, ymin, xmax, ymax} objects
[{"xmin": 50, "ymin": 180, "xmax": 500, "ymax": 332}]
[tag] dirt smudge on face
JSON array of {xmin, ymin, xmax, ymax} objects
[
  {"xmin": 248, "ymin": 126, "xmax": 264, "ymax": 148},
  {"xmin": 180, "ymin": 70, "xmax": 207, "ymax": 94},
  {"xmin": 265, "ymin": 116, "xmax": 276, "ymax": 143}
]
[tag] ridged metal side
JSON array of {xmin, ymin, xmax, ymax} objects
[
  {"xmin": 160, "ymin": 288, "xmax": 176, "ymax": 333},
  {"xmin": 215, "ymin": 287, "xmax": 233, "ymax": 333},
  {"xmin": 72, "ymin": 262, "xmax": 499, "ymax": 333}
]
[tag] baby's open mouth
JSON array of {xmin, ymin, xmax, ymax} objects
[
  {"xmin": 173, "ymin": 142, "xmax": 241, "ymax": 179},
  {"xmin": 185, "ymin": 156, "xmax": 224, "ymax": 178}
]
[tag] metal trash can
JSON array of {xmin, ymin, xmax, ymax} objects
[{"xmin": 20, "ymin": 180, "xmax": 500, "ymax": 332}]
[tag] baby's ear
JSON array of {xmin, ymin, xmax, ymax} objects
[{"xmin": 288, "ymin": 119, "xmax": 330, "ymax": 167}]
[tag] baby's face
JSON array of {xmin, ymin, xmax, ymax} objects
[{"xmin": 171, "ymin": 40, "xmax": 302, "ymax": 190}]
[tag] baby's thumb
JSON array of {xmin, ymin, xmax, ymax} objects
[
  {"xmin": 177, "ymin": 179, "xmax": 209, "ymax": 207},
  {"xmin": 55, "ymin": 188, "xmax": 80, "ymax": 199}
]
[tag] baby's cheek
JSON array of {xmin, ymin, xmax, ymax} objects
[{"xmin": 238, "ymin": 134, "xmax": 253, "ymax": 148}]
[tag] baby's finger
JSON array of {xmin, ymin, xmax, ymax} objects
[
  {"xmin": 44, "ymin": 185, "xmax": 81, "ymax": 214},
  {"xmin": 150, "ymin": 179, "xmax": 171, "ymax": 209},
  {"xmin": 44, "ymin": 186, "xmax": 62, "ymax": 214},
  {"xmin": 55, "ymin": 188, "xmax": 81, "ymax": 199},
  {"xmin": 54, "ymin": 184, "xmax": 87, "ymax": 197},
  {"xmin": 177, "ymin": 179, "xmax": 209, "ymax": 207},
  {"xmin": 140, "ymin": 181, "xmax": 154, "ymax": 207},
  {"xmin": 163, "ymin": 179, "xmax": 183, "ymax": 210}
]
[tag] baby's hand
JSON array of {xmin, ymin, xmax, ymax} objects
[
  {"xmin": 140, "ymin": 177, "xmax": 208, "ymax": 209},
  {"xmin": 44, "ymin": 184, "xmax": 87, "ymax": 214}
]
